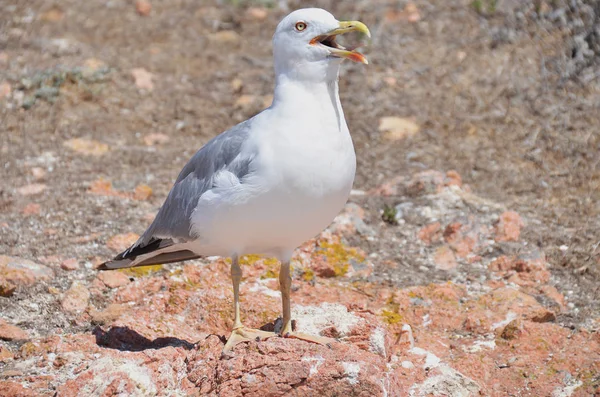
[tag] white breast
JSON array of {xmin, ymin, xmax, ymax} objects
[{"xmin": 190, "ymin": 78, "xmax": 356, "ymax": 259}]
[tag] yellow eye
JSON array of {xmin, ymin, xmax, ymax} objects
[{"xmin": 295, "ymin": 21, "xmax": 307, "ymax": 31}]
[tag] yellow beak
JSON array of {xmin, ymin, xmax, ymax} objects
[
  {"xmin": 329, "ymin": 21, "xmax": 371, "ymax": 38},
  {"xmin": 310, "ymin": 20, "xmax": 371, "ymax": 65}
]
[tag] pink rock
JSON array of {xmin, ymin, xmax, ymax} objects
[
  {"xmin": 418, "ymin": 222, "xmax": 441, "ymax": 245},
  {"xmin": 31, "ymin": 167, "xmax": 46, "ymax": 180},
  {"xmin": 0, "ymin": 81, "xmax": 11, "ymax": 99},
  {"xmin": 528, "ymin": 308, "xmax": 556, "ymax": 323},
  {"xmin": 0, "ymin": 344, "xmax": 13, "ymax": 362},
  {"xmin": 16, "ymin": 183, "xmax": 47, "ymax": 196},
  {"xmin": 61, "ymin": 284, "xmax": 90, "ymax": 313},
  {"xmin": 0, "ymin": 280, "xmax": 16, "ymax": 297},
  {"xmin": 135, "ymin": 0, "xmax": 152, "ymax": 16},
  {"xmin": 406, "ymin": 170, "xmax": 446, "ymax": 195},
  {"xmin": 494, "ymin": 211, "xmax": 524, "ymax": 242},
  {"xmin": 186, "ymin": 336, "xmax": 397, "ymax": 396},
  {"xmin": 60, "ymin": 258, "xmax": 80, "ymax": 271},
  {"xmin": 131, "ymin": 68, "xmax": 154, "ymax": 91},
  {"xmin": 434, "ymin": 245, "xmax": 458, "ymax": 270},
  {"xmin": 0, "ymin": 381, "xmax": 37, "ymax": 397},
  {"xmin": 497, "ymin": 318, "xmax": 523, "ymax": 340},
  {"xmin": 328, "ymin": 203, "xmax": 372, "ymax": 236},
  {"xmin": 89, "ymin": 304, "xmax": 128, "ymax": 325},
  {"xmin": 369, "ymin": 169, "xmax": 464, "ymax": 197},
  {"xmin": 0, "ymin": 320, "xmax": 29, "ymax": 341},
  {"xmin": 539, "ymin": 285, "xmax": 566, "ymax": 309},
  {"xmin": 445, "ymin": 170, "xmax": 462, "ymax": 186},
  {"xmin": 21, "ymin": 203, "xmax": 41, "ymax": 216},
  {"xmin": 106, "ymin": 233, "xmax": 140, "ymax": 252},
  {"xmin": 143, "ymin": 133, "xmax": 170, "ymax": 146},
  {"xmin": 97, "ymin": 271, "xmax": 130, "ymax": 288},
  {"xmin": 397, "ymin": 324, "xmax": 415, "ymax": 351},
  {"xmin": 488, "ymin": 256, "xmax": 550, "ymax": 286},
  {"xmin": 0, "ymin": 255, "xmax": 54, "ymax": 287}
]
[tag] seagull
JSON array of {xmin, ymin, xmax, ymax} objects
[{"xmin": 99, "ymin": 8, "xmax": 370, "ymax": 353}]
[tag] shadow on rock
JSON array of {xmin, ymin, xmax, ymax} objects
[{"xmin": 93, "ymin": 326, "xmax": 196, "ymax": 351}]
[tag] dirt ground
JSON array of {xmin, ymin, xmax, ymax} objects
[{"xmin": 1, "ymin": 0, "xmax": 599, "ymax": 342}]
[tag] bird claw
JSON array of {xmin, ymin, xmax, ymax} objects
[
  {"xmin": 281, "ymin": 331, "xmax": 336, "ymax": 347},
  {"xmin": 221, "ymin": 326, "xmax": 276, "ymax": 357}
]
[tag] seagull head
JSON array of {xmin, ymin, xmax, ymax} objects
[{"xmin": 272, "ymin": 8, "xmax": 370, "ymax": 82}]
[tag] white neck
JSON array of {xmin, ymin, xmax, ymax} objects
[{"xmin": 271, "ymin": 62, "xmax": 346, "ymax": 132}]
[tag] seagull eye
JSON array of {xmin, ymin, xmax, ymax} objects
[{"xmin": 295, "ymin": 21, "xmax": 307, "ymax": 32}]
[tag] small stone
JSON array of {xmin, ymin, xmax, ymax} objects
[
  {"xmin": 83, "ymin": 58, "xmax": 106, "ymax": 71},
  {"xmin": 418, "ymin": 222, "xmax": 441, "ymax": 245},
  {"xmin": 235, "ymin": 94, "xmax": 256, "ymax": 107},
  {"xmin": 88, "ymin": 178, "xmax": 118, "ymax": 197},
  {"xmin": 0, "ymin": 320, "xmax": 29, "ymax": 341},
  {"xmin": 38, "ymin": 255, "xmax": 63, "ymax": 266},
  {"xmin": 16, "ymin": 183, "xmax": 47, "ymax": 196},
  {"xmin": 64, "ymin": 138, "xmax": 109, "ymax": 156},
  {"xmin": 434, "ymin": 245, "xmax": 457, "ymax": 270},
  {"xmin": 1, "ymin": 370, "xmax": 23, "ymax": 378},
  {"xmin": 97, "ymin": 271, "xmax": 130, "ymax": 288},
  {"xmin": 40, "ymin": 8, "xmax": 64, "ymax": 22},
  {"xmin": 230, "ymin": 78, "xmax": 243, "ymax": 92},
  {"xmin": 495, "ymin": 211, "xmax": 524, "ymax": 242},
  {"xmin": 71, "ymin": 233, "xmax": 101, "ymax": 244},
  {"xmin": 22, "ymin": 203, "xmax": 41, "ymax": 216},
  {"xmin": 89, "ymin": 304, "xmax": 127, "ymax": 324},
  {"xmin": 61, "ymin": 283, "xmax": 90, "ymax": 313},
  {"xmin": 0, "ymin": 280, "xmax": 16, "ymax": 297},
  {"xmin": 398, "ymin": 324, "xmax": 415, "ymax": 351},
  {"xmin": 135, "ymin": 0, "xmax": 152, "ymax": 16},
  {"xmin": 0, "ymin": 345, "xmax": 13, "ymax": 362},
  {"xmin": 379, "ymin": 116, "xmax": 420, "ymax": 141},
  {"xmin": 463, "ymin": 315, "xmax": 488, "ymax": 334},
  {"xmin": 60, "ymin": 258, "xmax": 80, "ymax": 271},
  {"xmin": 498, "ymin": 319, "xmax": 523, "ymax": 340},
  {"xmin": 48, "ymin": 286, "xmax": 61, "ymax": 295},
  {"xmin": 246, "ymin": 7, "xmax": 268, "ymax": 20},
  {"xmin": 528, "ymin": 308, "xmax": 556, "ymax": 323},
  {"xmin": 131, "ymin": 68, "xmax": 154, "ymax": 91},
  {"xmin": 143, "ymin": 133, "xmax": 169, "ymax": 146},
  {"xmin": 0, "ymin": 255, "xmax": 54, "ymax": 286},
  {"xmin": 445, "ymin": 170, "xmax": 462, "ymax": 187},
  {"xmin": 106, "ymin": 233, "xmax": 139, "ymax": 252},
  {"xmin": 405, "ymin": 3, "xmax": 421, "ymax": 22},
  {"xmin": 385, "ymin": 3, "xmax": 421, "ymax": 23},
  {"xmin": 539, "ymin": 285, "xmax": 566, "ymax": 309},
  {"xmin": 0, "ymin": 81, "xmax": 11, "ymax": 99},
  {"xmin": 210, "ymin": 30, "xmax": 241, "ymax": 45},
  {"xmin": 133, "ymin": 184, "xmax": 152, "ymax": 201},
  {"xmin": 31, "ymin": 167, "xmax": 46, "ymax": 180},
  {"xmin": 383, "ymin": 76, "xmax": 397, "ymax": 86}
]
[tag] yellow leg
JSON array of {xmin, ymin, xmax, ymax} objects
[
  {"xmin": 222, "ymin": 256, "xmax": 275, "ymax": 354},
  {"xmin": 279, "ymin": 261, "xmax": 335, "ymax": 347},
  {"xmin": 280, "ymin": 261, "xmax": 292, "ymax": 335},
  {"xmin": 231, "ymin": 254, "xmax": 242, "ymax": 329}
]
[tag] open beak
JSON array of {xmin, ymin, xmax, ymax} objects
[{"xmin": 310, "ymin": 21, "xmax": 371, "ymax": 65}]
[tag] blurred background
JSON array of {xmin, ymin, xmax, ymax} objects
[{"xmin": 1, "ymin": 0, "xmax": 599, "ymax": 323}]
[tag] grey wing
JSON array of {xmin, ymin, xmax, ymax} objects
[
  {"xmin": 142, "ymin": 119, "xmax": 253, "ymax": 243},
  {"xmin": 104, "ymin": 118, "xmax": 254, "ymax": 267}
]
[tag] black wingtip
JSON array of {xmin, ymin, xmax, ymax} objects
[{"xmin": 97, "ymin": 258, "xmax": 135, "ymax": 271}]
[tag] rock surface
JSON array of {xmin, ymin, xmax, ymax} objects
[{"xmin": 0, "ymin": 170, "xmax": 598, "ymax": 396}]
